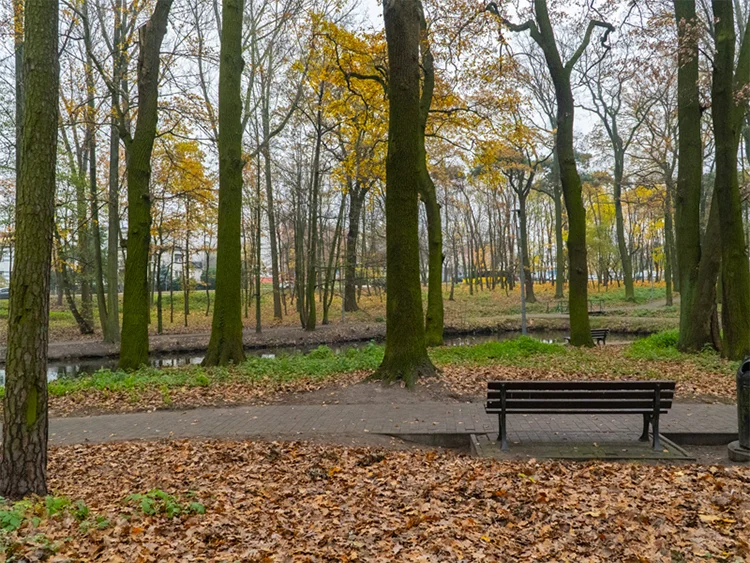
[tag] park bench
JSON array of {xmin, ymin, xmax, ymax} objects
[
  {"xmin": 565, "ymin": 328, "xmax": 610, "ymax": 345},
  {"xmin": 485, "ymin": 380, "xmax": 676, "ymax": 451}
]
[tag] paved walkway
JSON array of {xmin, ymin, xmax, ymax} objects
[{"xmin": 48, "ymin": 402, "xmax": 738, "ymax": 447}]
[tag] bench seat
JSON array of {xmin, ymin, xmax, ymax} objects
[{"xmin": 485, "ymin": 380, "xmax": 676, "ymax": 451}]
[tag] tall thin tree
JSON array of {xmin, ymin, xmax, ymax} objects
[
  {"xmin": 487, "ymin": 0, "xmax": 612, "ymax": 346},
  {"xmin": 204, "ymin": 0, "xmax": 246, "ymax": 366},
  {"xmin": 119, "ymin": 0, "xmax": 174, "ymax": 369}
]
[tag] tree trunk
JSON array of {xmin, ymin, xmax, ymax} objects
[
  {"xmin": 536, "ymin": 5, "xmax": 592, "ymax": 344},
  {"xmin": 255, "ymin": 155, "xmax": 262, "ymax": 333},
  {"xmin": 0, "ymin": 0, "xmax": 59, "ymax": 499},
  {"xmin": 82, "ymin": 0, "xmax": 109, "ymax": 338},
  {"xmin": 519, "ymin": 192, "xmax": 537, "ymax": 304},
  {"xmin": 323, "ymin": 196, "xmax": 345, "ymax": 325},
  {"xmin": 683, "ymin": 198, "xmax": 722, "ymax": 351},
  {"xmin": 76, "ymin": 158, "xmax": 93, "ymax": 327},
  {"xmin": 183, "ymin": 202, "xmax": 191, "ymax": 327},
  {"xmin": 56, "ymin": 232, "xmax": 95, "ymax": 335},
  {"xmin": 613, "ymin": 149, "xmax": 635, "ymax": 301},
  {"xmin": 204, "ymin": 0, "xmax": 246, "ymax": 366},
  {"xmin": 711, "ymin": 0, "xmax": 750, "ymax": 359},
  {"xmin": 304, "ymin": 88, "xmax": 324, "ymax": 331},
  {"xmin": 497, "ymin": 0, "xmax": 596, "ymax": 345},
  {"xmin": 105, "ymin": 0, "xmax": 124, "ymax": 344},
  {"xmin": 344, "ymin": 182, "xmax": 366, "ymax": 312},
  {"xmin": 119, "ymin": 0, "xmax": 173, "ymax": 370},
  {"xmin": 664, "ymin": 181, "xmax": 675, "ymax": 307},
  {"xmin": 551, "ymin": 148, "xmax": 565, "ymax": 299},
  {"xmin": 674, "ymin": 0, "xmax": 715, "ymax": 352},
  {"xmin": 261, "ymin": 64, "xmax": 282, "ymax": 319},
  {"xmin": 373, "ymin": 0, "xmax": 435, "ymax": 387},
  {"xmin": 416, "ymin": 18, "xmax": 444, "ymax": 346},
  {"xmin": 156, "ymin": 247, "xmax": 163, "ymax": 334}
]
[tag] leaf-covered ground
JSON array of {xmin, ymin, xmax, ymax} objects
[{"xmin": 2, "ymin": 440, "xmax": 748, "ymax": 561}]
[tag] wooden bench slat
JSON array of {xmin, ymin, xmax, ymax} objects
[
  {"xmin": 488, "ymin": 390, "xmax": 674, "ymax": 400},
  {"xmin": 487, "ymin": 400, "xmax": 664, "ymax": 410},
  {"xmin": 485, "ymin": 409, "xmax": 669, "ymax": 415},
  {"xmin": 488, "ymin": 381, "xmax": 675, "ymax": 391}
]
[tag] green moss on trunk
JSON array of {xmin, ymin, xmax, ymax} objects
[
  {"xmin": 204, "ymin": 0, "xmax": 246, "ymax": 367},
  {"xmin": 119, "ymin": 0, "xmax": 173, "ymax": 370},
  {"xmin": 711, "ymin": 0, "xmax": 750, "ymax": 360},
  {"xmin": 373, "ymin": 0, "xmax": 436, "ymax": 387},
  {"xmin": 417, "ymin": 14, "xmax": 444, "ymax": 347}
]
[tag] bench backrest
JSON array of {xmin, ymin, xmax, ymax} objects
[
  {"xmin": 486, "ymin": 380, "xmax": 675, "ymax": 413},
  {"xmin": 591, "ymin": 329, "xmax": 609, "ymax": 335}
]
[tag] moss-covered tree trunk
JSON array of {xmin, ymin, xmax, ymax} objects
[
  {"xmin": 119, "ymin": 0, "xmax": 173, "ymax": 370},
  {"xmin": 674, "ymin": 0, "xmax": 716, "ymax": 352},
  {"xmin": 553, "ymin": 184, "xmax": 565, "ymax": 297},
  {"xmin": 535, "ymin": 0, "xmax": 599, "ymax": 345},
  {"xmin": 547, "ymin": 51, "xmax": 592, "ymax": 344},
  {"xmin": 711, "ymin": 0, "xmax": 750, "ymax": 360},
  {"xmin": 204, "ymin": 0, "xmax": 246, "ymax": 366},
  {"xmin": 488, "ymin": 0, "xmax": 601, "ymax": 345},
  {"xmin": 0, "ymin": 0, "xmax": 58, "ymax": 499},
  {"xmin": 551, "ymin": 145, "xmax": 565, "ymax": 299},
  {"xmin": 373, "ymin": 0, "xmax": 436, "ymax": 387},
  {"xmin": 416, "ymin": 14, "xmax": 444, "ymax": 347}
]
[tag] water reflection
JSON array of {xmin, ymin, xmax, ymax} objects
[{"xmin": 0, "ymin": 330, "xmax": 640, "ymax": 383}]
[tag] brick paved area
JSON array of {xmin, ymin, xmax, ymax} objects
[{"xmin": 47, "ymin": 402, "xmax": 738, "ymax": 446}]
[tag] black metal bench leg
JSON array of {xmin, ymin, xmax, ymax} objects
[
  {"xmin": 652, "ymin": 385, "xmax": 662, "ymax": 450},
  {"xmin": 652, "ymin": 413, "xmax": 661, "ymax": 450},
  {"xmin": 498, "ymin": 413, "xmax": 508, "ymax": 451},
  {"xmin": 639, "ymin": 414, "xmax": 650, "ymax": 442}
]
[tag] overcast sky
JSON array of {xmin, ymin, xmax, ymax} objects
[{"xmin": 360, "ymin": 0, "xmax": 382, "ymax": 28}]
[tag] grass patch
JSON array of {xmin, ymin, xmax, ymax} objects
[
  {"xmin": 34, "ymin": 343, "xmax": 386, "ymax": 399},
  {"xmin": 627, "ymin": 330, "xmax": 682, "ymax": 360},
  {"xmin": 625, "ymin": 329, "xmax": 732, "ymax": 375}
]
